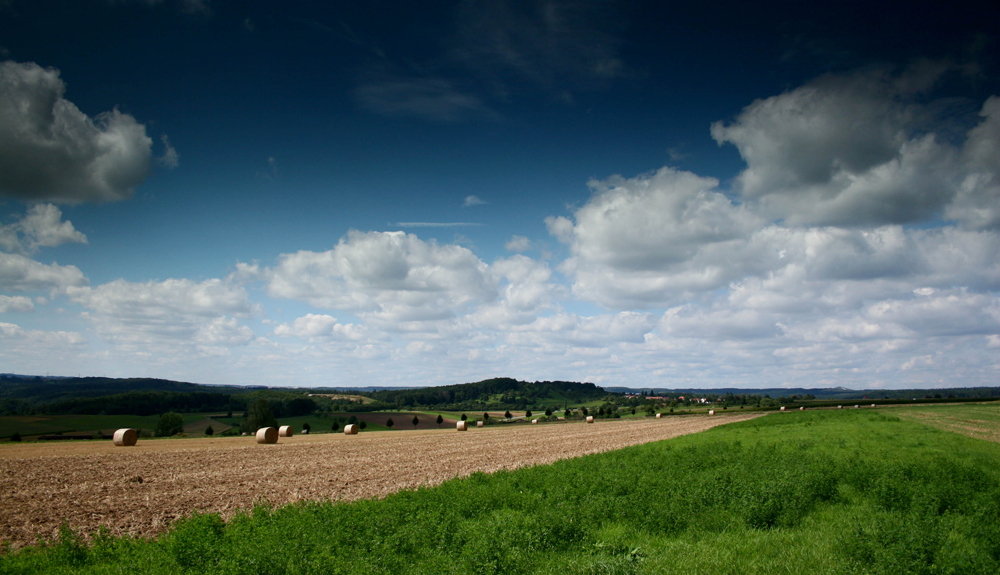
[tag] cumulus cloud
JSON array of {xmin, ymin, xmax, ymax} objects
[
  {"xmin": 273, "ymin": 313, "xmax": 366, "ymax": 341},
  {"xmin": 0, "ymin": 203, "xmax": 87, "ymax": 254},
  {"xmin": 0, "ymin": 61, "xmax": 153, "ymax": 203},
  {"xmin": 0, "ymin": 252, "xmax": 87, "ymax": 291},
  {"xmin": 66, "ymin": 278, "xmax": 257, "ymax": 346},
  {"xmin": 0, "ymin": 295, "xmax": 33, "ymax": 312},
  {"xmin": 504, "ymin": 235, "xmax": 531, "ymax": 252},
  {"xmin": 711, "ymin": 65, "xmax": 965, "ymax": 226},
  {"xmin": 265, "ymin": 230, "xmax": 494, "ymax": 323},
  {"xmin": 463, "ymin": 195, "xmax": 487, "ymax": 206}
]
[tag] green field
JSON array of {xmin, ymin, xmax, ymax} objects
[{"xmin": 4, "ymin": 407, "xmax": 1000, "ymax": 574}]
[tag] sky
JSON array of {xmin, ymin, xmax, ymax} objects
[{"xmin": 1, "ymin": 0, "xmax": 999, "ymax": 390}]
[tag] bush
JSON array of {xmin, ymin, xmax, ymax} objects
[
  {"xmin": 331, "ymin": 421, "xmax": 340, "ymax": 432},
  {"xmin": 386, "ymin": 418, "xmax": 394, "ymax": 429},
  {"xmin": 155, "ymin": 412, "xmax": 184, "ymax": 437},
  {"xmin": 412, "ymin": 415, "xmax": 419, "ymax": 428},
  {"xmin": 545, "ymin": 408, "xmax": 552, "ymax": 416},
  {"xmin": 359, "ymin": 421, "xmax": 367, "ymax": 430},
  {"xmin": 205, "ymin": 425, "xmax": 214, "ymax": 436},
  {"xmin": 526, "ymin": 410, "xmax": 532, "ymax": 418},
  {"xmin": 240, "ymin": 399, "xmax": 277, "ymax": 434},
  {"xmin": 436, "ymin": 414, "xmax": 444, "ymax": 427},
  {"xmin": 302, "ymin": 422, "xmax": 311, "ymax": 434},
  {"xmin": 504, "ymin": 411, "xmax": 512, "ymax": 419},
  {"xmin": 461, "ymin": 413, "xmax": 468, "ymax": 421}
]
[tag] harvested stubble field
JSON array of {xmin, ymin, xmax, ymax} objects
[{"xmin": 0, "ymin": 413, "xmax": 758, "ymax": 550}]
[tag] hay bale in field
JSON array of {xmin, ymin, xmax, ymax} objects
[
  {"xmin": 256, "ymin": 427, "xmax": 278, "ymax": 444},
  {"xmin": 456, "ymin": 421, "xmax": 468, "ymax": 431},
  {"xmin": 344, "ymin": 424, "xmax": 359, "ymax": 435},
  {"xmin": 112, "ymin": 428, "xmax": 137, "ymax": 447},
  {"xmin": 477, "ymin": 420, "xmax": 484, "ymax": 428},
  {"xmin": 708, "ymin": 410, "xmax": 715, "ymax": 415},
  {"xmin": 871, "ymin": 404, "xmax": 876, "ymax": 408},
  {"xmin": 655, "ymin": 413, "xmax": 662, "ymax": 418},
  {"xmin": 780, "ymin": 406, "xmax": 786, "ymax": 411},
  {"xmin": 854, "ymin": 405, "xmax": 860, "ymax": 409},
  {"xmin": 531, "ymin": 419, "xmax": 538, "ymax": 424},
  {"xmin": 278, "ymin": 425, "xmax": 293, "ymax": 437},
  {"xmin": 837, "ymin": 405, "xmax": 843, "ymax": 409},
  {"xmin": 800, "ymin": 406, "xmax": 805, "ymax": 411},
  {"xmin": 586, "ymin": 415, "xmax": 594, "ymax": 423}
]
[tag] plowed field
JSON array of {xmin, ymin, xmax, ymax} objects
[{"xmin": 0, "ymin": 414, "xmax": 760, "ymax": 549}]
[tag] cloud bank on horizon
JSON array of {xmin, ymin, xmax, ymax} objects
[{"xmin": 0, "ymin": 1, "xmax": 998, "ymax": 389}]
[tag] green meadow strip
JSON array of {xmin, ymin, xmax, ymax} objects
[{"xmin": 3, "ymin": 409, "xmax": 1000, "ymax": 574}]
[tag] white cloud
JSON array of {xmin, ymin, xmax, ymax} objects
[
  {"xmin": 0, "ymin": 203, "xmax": 87, "ymax": 254},
  {"xmin": 504, "ymin": 235, "xmax": 531, "ymax": 252},
  {"xmin": 711, "ymin": 66, "xmax": 965, "ymax": 226},
  {"xmin": 265, "ymin": 230, "xmax": 494, "ymax": 323},
  {"xmin": 66, "ymin": 278, "xmax": 257, "ymax": 346},
  {"xmin": 0, "ymin": 251, "xmax": 87, "ymax": 291},
  {"xmin": 355, "ymin": 77, "xmax": 498, "ymax": 122},
  {"xmin": 0, "ymin": 295, "xmax": 33, "ymax": 312},
  {"xmin": 947, "ymin": 96, "xmax": 1000, "ymax": 229},
  {"xmin": 0, "ymin": 61, "xmax": 153, "ymax": 203},
  {"xmin": 158, "ymin": 134, "xmax": 179, "ymax": 169},
  {"xmin": 273, "ymin": 313, "xmax": 366, "ymax": 341},
  {"xmin": 463, "ymin": 195, "xmax": 487, "ymax": 206}
]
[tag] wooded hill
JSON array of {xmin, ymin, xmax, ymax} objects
[{"xmin": 361, "ymin": 377, "xmax": 608, "ymax": 410}]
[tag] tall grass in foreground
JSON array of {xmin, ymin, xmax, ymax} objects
[{"xmin": 4, "ymin": 409, "xmax": 1000, "ymax": 574}]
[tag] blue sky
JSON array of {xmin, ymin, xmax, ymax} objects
[{"xmin": 1, "ymin": 0, "xmax": 999, "ymax": 389}]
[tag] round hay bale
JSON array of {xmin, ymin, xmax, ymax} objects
[
  {"xmin": 708, "ymin": 409, "xmax": 715, "ymax": 415},
  {"xmin": 256, "ymin": 427, "xmax": 278, "ymax": 444},
  {"xmin": 780, "ymin": 406, "xmax": 786, "ymax": 411},
  {"xmin": 586, "ymin": 415, "xmax": 594, "ymax": 423},
  {"xmin": 837, "ymin": 405, "xmax": 843, "ymax": 409},
  {"xmin": 854, "ymin": 404, "xmax": 860, "ymax": 408},
  {"xmin": 344, "ymin": 424, "xmax": 358, "ymax": 435},
  {"xmin": 871, "ymin": 404, "xmax": 876, "ymax": 408},
  {"xmin": 800, "ymin": 406, "xmax": 805, "ymax": 411},
  {"xmin": 477, "ymin": 420, "xmax": 484, "ymax": 428},
  {"xmin": 112, "ymin": 428, "xmax": 137, "ymax": 447},
  {"xmin": 456, "ymin": 421, "xmax": 468, "ymax": 431},
  {"xmin": 655, "ymin": 413, "xmax": 662, "ymax": 418},
  {"xmin": 278, "ymin": 425, "xmax": 293, "ymax": 437}
]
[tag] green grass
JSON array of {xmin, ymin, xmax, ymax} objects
[{"xmin": 4, "ymin": 408, "xmax": 1000, "ymax": 574}]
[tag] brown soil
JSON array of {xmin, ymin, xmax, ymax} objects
[{"xmin": 0, "ymin": 413, "xmax": 760, "ymax": 550}]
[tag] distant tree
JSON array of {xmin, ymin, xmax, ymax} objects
[
  {"xmin": 412, "ymin": 415, "xmax": 419, "ymax": 429},
  {"xmin": 461, "ymin": 413, "xmax": 467, "ymax": 421},
  {"xmin": 564, "ymin": 408, "xmax": 571, "ymax": 417},
  {"xmin": 155, "ymin": 412, "xmax": 185, "ymax": 437},
  {"xmin": 240, "ymin": 399, "xmax": 278, "ymax": 434},
  {"xmin": 302, "ymin": 422, "xmax": 311, "ymax": 434},
  {"xmin": 331, "ymin": 421, "xmax": 340, "ymax": 432},
  {"xmin": 504, "ymin": 410, "xmax": 512, "ymax": 419},
  {"xmin": 525, "ymin": 409, "xmax": 532, "ymax": 418},
  {"xmin": 205, "ymin": 425, "xmax": 214, "ymax": 436},
  {"xmin": 359, "ymin": 421, "xmax": 367, "ymax": 430},
  {"xmin": 483, "ymin": 413, "xmax": 490, "ymax": 422},
  {"xmin": 598, "ymin": 407, "xmax": 604, "ymax": 416},
  {"xmin": 630, "ymin": 407, "xmax": 636, "ymax": 415},
  {"xmin": 545, "ymin": 408, "xmax": 552, "ymax": 416},
  {"xmin": 581, "ymin": 407, "xmax": 589, "ymax": 416},
  {"xmin": 10, "ymin": 432, "xmax": 21, "ymax": 442},
  {"xmin": 436, "ymin": 414, "xmax": 443, "ymax": 427},
  {"xmin": 386, "ymin": 418, "xmax": 394, "ymax": 429}
]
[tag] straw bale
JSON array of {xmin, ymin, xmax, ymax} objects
[
  {"xmin": 256, "ymin": 427, "xmax": 278, "ymax": 444},
  {"xmin": 799, "ymin": 406, "xmax": 805, "ymax": 411},
  {"xmin": 837, "ymin": 405, "xmax": 843, "ymax": 409},
  {"xmin": 344, "ymin": 424, "xmax": 359, "ymax": 435},
  {"xmin": 655, "ymin": 413, "xmax": 661, "ymax": 418},
  {"xmin": 112, "ymin": 428, "xmax": 137, "ymax": 447},
  {"xmin": 477, "ymin": 420, "xmax": 484, "ymax": 428},
  {"xmin": 278, "ymin": 426, "xmax": 293, "ymax": 437},
  {"xmin": 708, "ymin": 410, "xmax": 715, "ymax": 415},
  {"xmin": 456, "ymin": 421, "xmax": 468, "ymax": 431},
  {"xmin": 854, "ymin": 405, "xmax": 860, "ymax": 408},
  {"xmin": 531, "ymin": 419, "xmax": 538, "ymax": 424},
  {"xmin": 871, "ymin": 404, "xmax": 876, "ymax": 408},
  {"xmin": 586, "ymin": 416, "xmax": 594, "ymax": 423},
  {"xmin": 780, "ymin": 406, "xmax": 786, "ymax": 411}
]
